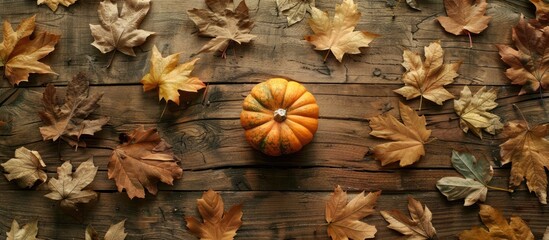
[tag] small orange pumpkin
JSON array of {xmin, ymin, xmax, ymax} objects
[{"xmin": 240, "ymin": 78, "xmax": 319, "ymax": 156}]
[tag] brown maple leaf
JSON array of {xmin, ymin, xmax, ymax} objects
[
  {"xmin": 0, "ymin": 15, "xmax": 60, "ymax": 86},
  {"xmin": 500, "ymin": 120, "xmax": 549, "ymax": 204},
  {"xmin": 276, "ymin": 0, "xmax": 315, "ymax": 26},
  {"xmin": 325, "ymin": 185, "xmax": 380, "ymax": 240},
  {"xmin": 454, "ymin": 86, "xmax": 503, "ymax": 139},
  {"xmin": 6, "ymin": 220, "xmax": 38, "ymax": 240},
  {"xmin": 368, "ymin": 102, "xmax": 432, "ymax": 167},
  {"xmin": 531, "ymin": 0, "xmax": 549, "ymax": 26},
  {"xmin": 496, "ymin": 15, "xmax": 549, "ymax": 95},
  {"xmin": 459, "ymin": 204, "xmax": 534, "ymax": 240},
  {"xmin": 39, "ymin": 73, "xmax": 109, "ymax": 148},
  {"xmin": 1, "ymin": 147, "xmax": 47, "ymax": 188},
  {"xmin": 45, "ymin": 158, "xmax": 98, "ymax": 211},
  {"xmin": 86, "ymin": 220, "xmax": 127, "ymax": 240},
  {"xmin": 305, "ymin": 0, "xmax": 379, "ymax": 62},
  {"xmin": 188, "ymin": 0, "xmax": 256, "ymax": 57},
  {"xmin": 437, "ymin": 0, "xmax": 492, "ymax": 47},
  {"xmin": 381, "ymin": 196, "xmax": 437, "ymax": 240},
  {"xmin": 109, "ymin": 126, "xmax": 183, "ymax": 199},
  {"xmin": 394, "ymin": 41, "xmax": 461, "ymax": 110},
  {"xmin": 37, "ymin": 0, "xmax": 78, "ymax": 12},
  {"xmin": 89, "ymin": 0, "xmax": 154, "ymax": 67},
  {"xmin": 185, "ymin": 189, "xmax": 243, "ymax": 240}
]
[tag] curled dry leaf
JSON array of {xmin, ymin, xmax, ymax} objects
[
  {"xmin": 37, "ymin": 0, "xmax": 77, "ymax": 12},
  {"xmin": 454, "ymin": 86, "xmax": 503, "ymax": 139},
  {"xmin": 45, "ymin": 158, "xmax": 98, "ymax": 211},
  {"xmin": 394, "ymin": 41, "xmax": 461, "ymax": 110},
  {"xmin": 325, "ymin": 185, "xmax": 380, "ymax": 240},
  {"xmin": 305, "ymin": 0, "xmax": 379, "ymax": 62},
  {"xmin": 437, "ymin": 0, "xmax": 491, "ymax": 47},
  {"xmin": 141, "ymin": 45, "xmax": 206, "ymax": 105},
  {"xmin": 496, "ymin": 16, "xmax": 549, "ymax": 95},
  {"xmin": 0, "ymin": 15, "xmax": 60, "ymax": 86},
  {"xmin": 459, "ymin": 204, "xmax": 534, "ymax": 240},
  {"xmin": 6, "ymin": 220, "xmax": 38, "ymax": 240},
  {"xmin": 185, "ymin": 189, "xmax": 243, "ymax": 240},
  {"xmin": 406, "ymin": 0, "xmax": 421, "ymax": 11},
  {"xmin": 187, "ymin": 0, "xmax": 256, "ymax": 57},
  {"xmin": 276, "ymin": 0, "xmax": 315, "ymax": 26},
  {"xmin": 86, "ymin": 220, "xmax": 127, "ymax": 240},
  {"xmin": 531, "ymin": 0, "xmax": 549, "ymax": 26},
  {"xmin": 39, "ymin": 73, "xmax": 109, "ymax": 148},
  {"xmin": 368, "ymin": 102, "xmax": 431, "ymax": 167},
  {"xmin": 1, "ymin": 147, "xmax": 47, "ymax": 188},
  {"xmin": 109, "ymin": 126, "xmax": 183, "ymax": 199},
  {"xmin": 500, "ymin": 120, "xmax": 549, "ymax": 204},
  {"xmin": 380, "ymin": 196, "xmax": 437, "ymax": 240}
]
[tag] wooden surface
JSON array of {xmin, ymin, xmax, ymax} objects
[{"xmin": 1, "ymin": 0, "xmax": 548, "ymax": 239}]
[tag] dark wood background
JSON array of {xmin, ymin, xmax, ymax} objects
[{"xmin": 1, "ymin": 0, "xmax": 549, "ymax": 239}]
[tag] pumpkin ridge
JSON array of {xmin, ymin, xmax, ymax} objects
[
  {"xmin": 251, "ymin": 83, "xmax": 277, "ymax": 110},
  {"xmin": 266, "ymin": 78, "xmax": 288, "ymax": 109}
]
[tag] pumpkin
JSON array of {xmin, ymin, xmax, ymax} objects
[{"xmin": 240, "ymin": 78, "xmax": 319, "ymax": 156}]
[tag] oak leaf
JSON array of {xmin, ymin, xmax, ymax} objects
[
  {"xmin": 37, "ymin": 0, "xmax": 77, "ymax": 12},
  {"xmin": 85, "ymin": 220, "xmax": 127, "ymax": 240},
  {"xmin": 187, "ymin": 0, "xmax": 256, "ymax": 56},
  {"xmin": 6, "ymin": 220, "xmax": 38, "ymax": 240},
  {"xmin": 305, "ymin": 0, "xmax": 379, "ymax": 62},
  {"xmin": 500, "ymin": 120, "xmax": 549, "ymax": 204},
  {"xmin": 394, "ymin": 41, "xmax": 461, "ymax": 110},
  {"xmin": 380, "ymin": 196, "xmax": 437, "ymax": 240},
  {"xmin": 109, "ymin": 126, "xmax": 183, "ymax": 199},
  {"xmin": 0, "ymin": 15, "xmax": 60, "ymax": 86},
  {"xmin": 454, "ymin": 86, "xmax": 503, "ymax": 139},
  {"xmin": 185, "ymin": 189, "xmax": 243, "ymax": 240},
  {"xmin": 496, "ymin": 16, "xmax": 549, "ymax": 95},
  {"xmin": 325, "ymin": 185, "xmax": 380, "ymax": 240},
  {"xmin": 459, "ymin": 204, "xmax": 534, "ymax": 240},
  {"xmin": 368, "ymin": 102, "xmax": 432, "ymax": 167},
  {"xmin": 1, "ymin": 147, "xmax": 47, "ymax": 188},
  {"xmin": 45, "ymin": 158, "xmax": 98, "ymax": 211},
  {"xmin": 437, "ymin": 0, "xmax": 491, "ymax": 46},
  {"xmin": 39, "ymin": 73, "xmax": 109, "ymax": 148},
  {"xmin": 141, "ymin": 45, "xmax": 205, "ymax": 105},
  {"xmin": 276, "ymin": 0, "xmax": 315, "ymax": 26},
  {"xmin": 531, "ymin": 0, "xmax": 549, "ymax": 26}
]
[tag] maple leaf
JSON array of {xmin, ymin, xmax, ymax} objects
[
  {"xmin": 368, "ymin": 102, "xmax": 432, "ymax": 167},
  {"xmin": 500, "ymin": 120, "xmax": 549, "ymax": 204},
  {"xmin": 89, "ymin": 0, "xmax": 154, "ymax": 67},
  {"xmin": 109, "ymin": 126, "xmax": 183, "ymax": 199},
  {"xmin": 325, "ymin": 185, "xmax": 380, "ymax": 240},
  {"xmin": 0, "ymin": 15, "xmax": 60, "ymax": 86},
  {"xmin": 276, "ymin": 0, "xmax": 315, "ymax": 26},
  {"xmin": 496, "ymin": 16, "xmax": 549, "ymax": 95},
  {"xmin": 185, "ymin": 189, "xmax": 243, "ymax": 240},
  {"xmin": 1, "ymin": 147, "xmax": 47, "ymax": 188},
  {"xmin": 459, "ymin": 204, "xmax": 534, "ymax": 240},
  {"xmin": 6, "ymin": 220, "xmax": 38, "ymax": 240},
  {"xmin": 305, "ymin": 0, "xmax": 379, "ymax": 62},
  {"xmin": 454, "ymin": 86, "xmax": 503, "ymax": 139},
  {"xmin": 141, "ymin": 45, "xmax": 206, "ymax": 105},
  {"xmin": 45, "ymin": 158, "xmax": 98, "ymax": 211},
  {"xmin": 394, "ymin": 41, "xmax": 461, "ymax": 110},
  {"xmin": 531, "ymin": 0, "xmax": 549, "ymax": 26},
  {"xmin": 187, "ymin": 0, "xmax": 257, "ymax": 57},
  {"xmin": 437, "ymin": 0, "xmax": 491, "ymax": 47},
  {"xmin": 85, "ymin": 220, "xmax": 127, "ymax": 240},
  {"xmin": 380, "ymin": 196, "xmax": 437, "ymax": 240},
  {"xmin": 37, "ymin": 0, "xmax": 77, "ymax": 12},
  {"xmin": 39, "ymin": 73, "xmax": 109, "ymax": 148}
]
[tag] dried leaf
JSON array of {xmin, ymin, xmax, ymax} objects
[
  {"xmin": 185, "ymin": 189, "xmax": 243, "ymax": 240},
  {"xmin": 500, "ymin": 120, "xmax": 549, "ymax": 204},
  {"xmin": 380, "ymin": 196, "xmax": 437, "ymax": 239},
  {"xmin": 85, "ymin": 220, "xmax": 127, "ymax": 240},
  {"xmin": 45, "ymin": 158, "xmax": 98, "ymax": 211},
  {"xmin": 0, "ymin": 120, "xmax": 6, "ymax": 127},
  {"xmin": 544, "ymin": 226, "xmax": 549, "ymax": 240},
  {"xmin": 39, "ymin": 73, "xmax": 109, "ymax": 148},
  {"xmin": 6, "ymin": 220, "xmax": 38, "ymax": 240},
  {"xmin": 141, "ymin": 45, "xmax": 205, "ymax": 105},
  {"xmin": 276, "ymin": 0, "xmax": 315, "ymax": 26},
  {"xmin": 406, "ymin": 0, "xmax": 421, "ymax": 11},
  {"xmin": 305, "ymin": 0, "xmax": 379, "ymax": 62},
  {"xmin": 325, "ymin": 185, "xmax": 380, "ymax": 240},
  {"xmin": 459, "ymin": 205, "xmax": 534, "ymax": 240},
  {"xmin": 368, "ymin": 102, "xmax": 432, "ymax": 167},
  {"xmin": 1, "ymin": 147, "xmax": 47, "ymax": 188},
  {"xmin": 394, "ymin": 41, "xmax": 460, "ymax": 109},
  {"xmin": 109, "ymin": 126, "xmax": 183, "ymax": 199},
  {"xmin": 531, "ymin": 0, "xmax": 549, "ymax": 26},
  {"xmin": 187, "ymin": 0, "xmax": 256, "ymax": 56},
  {"xmin": 496, "ymin": 16, "xmax": 549, "ymax": 95},
  {"xmin": 454, "ymin": 86, "xmax": 503, "ymax": 139},
  {"xmin": 0, "ymin": 15, "xmax": 60, "ymax": 86},
  {"xmin": 437, "ymin": 0, "xmax": 492, "ymax": 35},
  {"xmin": 37, "ymin": 0, "xmax": 77, "ymax": 12}
]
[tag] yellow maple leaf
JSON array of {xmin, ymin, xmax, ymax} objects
[
  {"xmin": 454, "ymin": 86, "xmax": 503, "ymax": 139},
  {"xmin": 37, "ymin": 0, "xmax": 78, "ymax": 12},
  {"xmin": 459, "ymin": 204, "xmax": 534, "ymax": 240},
  {"xmin": 141, "ymin": 45, "xmax": 206, "ymax": 105}
]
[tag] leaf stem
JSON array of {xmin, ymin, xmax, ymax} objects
[
  {"xmin": 160, "ymin": 102, "xmax": 168, "ymax": 120},
  {"xmin": 106, "ymin": 50, "xmax": 117, "ymax": 69},
  {"xmin": 323, "ymin": 50, "xmax": 330, "ymax": 62},
  {"xmin": 486, "ymin": 185, "xmax": 514, "ymax": 193},
  {"xmin": 467, "ymin": 31, "xmax": 473, "ymax": 48},
  {"xmin": 512, "ymin": 104, "xmax": 530, "ymax": 130},
  {"xmin": 418, "ymin": 95, "xmax": 423, "ymax": 111}
]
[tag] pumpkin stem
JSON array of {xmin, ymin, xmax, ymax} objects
[{"xmin": 273, "ymin": 108, "xmax": 287, "ymax": 122}]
